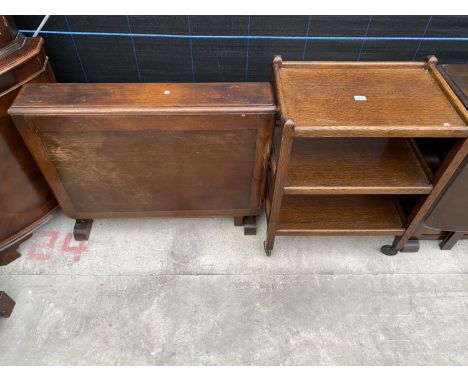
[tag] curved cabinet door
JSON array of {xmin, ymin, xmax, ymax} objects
[{"xmin": 0, "ymin": 34, "xmax": 58, "ymax": 265}]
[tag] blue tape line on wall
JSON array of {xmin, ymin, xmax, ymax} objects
[{"xmin": 18, "ymin": 29, "xmax": 468, "ymax": 41}]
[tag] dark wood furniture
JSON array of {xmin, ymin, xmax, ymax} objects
[
  {"xmin": 267, "ymin": 56, "xmax": 468, "ymax": 256},
  {"xmin": 0, "ymin": 33, "xmax": 58, "ymax": 268},
  {"xmin": 414, "ymin": 64, "xmax": 468, "ymax": 249},
  {"xmin": 439, "ymin": 64, "xmax": 467, "ymax": 107},
  {"xmin": 0, "ymin": 16, "xmax": 15, "ymax": 48},
  {"xmin": 0, "ymin": 291, "xmax": 15, "ymax": 318},
  {"xmin": 9, "ymin": 83, "xmax": 276, "ymax": 239},
  {"xmin": 0, "ymin": 15, "xmax": 17, "ymax": 319}
]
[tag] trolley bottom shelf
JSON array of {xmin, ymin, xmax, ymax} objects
[{"xmin": 274, "ymin": 195, "xmax": 405, "ymax": 236}]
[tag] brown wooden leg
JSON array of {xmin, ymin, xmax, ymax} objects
[
  {"xmin": 263, "ymin": 119, "xmax": 295, "ymax": 257},
  {"xmin": 234, "ymin": 216, "xmax": 243, "ymax": 227},
  {"xmin": 234, "ymin": 216, "xmax": 257, "ymax": 235},
  {"xmin": 264, "ymin": 228, "xmax": 275, "ymax": 257},
  {"xmin": 243, "ymin": 216, "xmax": 257, "ymax": 235},
  {"xmin": 0, "ymin": 234, "xmax": 32, "ymax": 266},
  {"xmin": 264, "ymin": 240, "xmax": 273, "ymax": 257},
  {"xmin": 73, "ymin": 219, "xmax": 93, "ymax": 241},
  {"xmin": 0, "ymin": 246, "xmax": 21, "ymax": 266},
  {"xmin": 439, "ymin": 231, "xmax": 464, "ymax": 250},
  {"xmin": 400, "ymin": 239, "xmax": 420, "ymax": 253},
  {"xmin": 382, "ymin": 237, "xmax": 420, "ymax": 255},
  {"xmin": 0, "ymin": 291, "xmax": 15, "ymax": 318}
]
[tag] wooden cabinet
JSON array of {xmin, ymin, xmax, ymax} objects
[
  {"xmin": 9, "ymin": 82, "xmax": 276, "ymax": 239},
  {"xmin": 0, "ymin": 33, "xmax": 58, "ymax": 266},
  {"xmin": 266, "ymin": 56, "xmax": 467, "ymax": 256}
]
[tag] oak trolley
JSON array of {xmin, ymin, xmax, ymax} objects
[{"xmin": 266, "ymin": 56, "xmax": 468, "ymax": 256}]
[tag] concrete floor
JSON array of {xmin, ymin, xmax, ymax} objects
[{"xmin": 0, "ymin": 212, "xmax": 467, "ymax": 365}]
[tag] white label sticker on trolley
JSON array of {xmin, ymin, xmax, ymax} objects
[{"xmin": 354, "ymin": 95, "xmax": 367, "ymax": 101}]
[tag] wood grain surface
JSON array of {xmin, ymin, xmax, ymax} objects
[
  {"xmin": 273, "ymin": 136, "xmax": 432, "ymax": 194},
  {"xmin": 276, "ymin": 195, "xmax": 405, "ymax": 235},
  {"xmin": 9, "ymin": 82, "xmax": 276, "ymax": 220},
  {"xmin": 277, "ymin": 61, "xmax": 467, "ymax": 137}
]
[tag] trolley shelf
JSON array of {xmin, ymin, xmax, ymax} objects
[
  {"xmin": 271, "ymin": 136, "xmax": 433, "ymax": 195},
  {"xmin": 276, "ymin": 195, "xmax": 405, "ymax": 236}
]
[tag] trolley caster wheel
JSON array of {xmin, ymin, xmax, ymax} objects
[
  {"xmin": 263, "ymin": 241, "xmax": 272, "ymax": 257},
  {"xmin": 381, "ymin": 245, "xmax": 398, "ymax": 256}
]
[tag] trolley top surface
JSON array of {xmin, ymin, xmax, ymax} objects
[{"xmin": 275, "ymin": 60, "xmax": 467, "ymax": 136}]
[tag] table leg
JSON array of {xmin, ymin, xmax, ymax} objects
[
  {"xmin": 73, "ymin": 219, "xmax": 93, "ymax": 241},
  {"xmin": 439, "ymin": 231, "xmax": 464, "ymax": 250}
]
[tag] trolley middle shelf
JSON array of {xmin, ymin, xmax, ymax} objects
[{"xmin": 270, "ymin": 135, "xmax": 433, "ymax": 195}]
